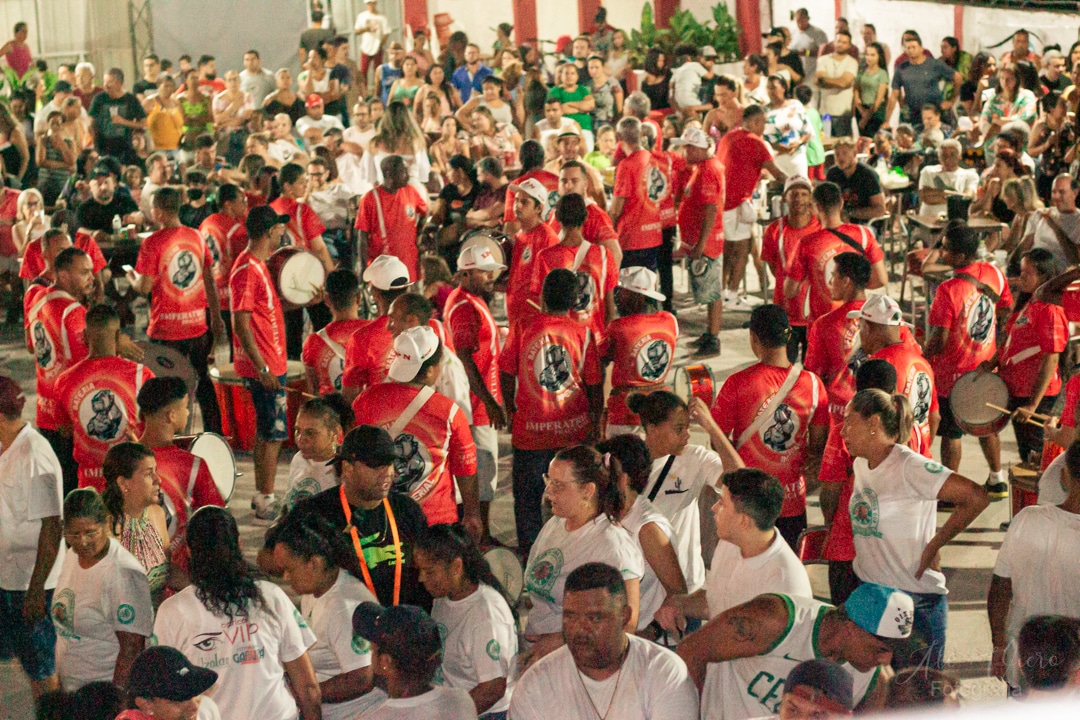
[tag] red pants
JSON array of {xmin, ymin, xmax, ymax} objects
[{"xmin": 360, "ymin": 50, "xmax": 383, "ymax": 78}]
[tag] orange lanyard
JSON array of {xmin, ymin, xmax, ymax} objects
[{"xmin": 339, "ymin": 485, "xmax": 402, "ymax": 605}]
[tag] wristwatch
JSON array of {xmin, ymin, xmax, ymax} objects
[{"xmin": 260, "ymin": 365, "xmax": 270, "ymax": 374}]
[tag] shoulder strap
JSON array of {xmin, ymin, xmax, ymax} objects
[
  {"xmin": 953, "ymin": 271, "xmax": 1001, "ymax": 306},
  {"xmin": 736, "ymin": 364, "xmax": 804, "ymax": 450},
  {"xmin": 571, "ymin": 240, "xmax": 593, "ymax": 272},
  {"xmin": 826, "ymin": 227, "xmax": 866, "ymax": 256},
  {"xmin": 316, "ymin": 328, "xmax": 347, "ymax": 359},
  {"xmin": 371, "ymin": 187, "xmax": 387, "ymax": 238},
  {"xmin": 647, "ymin": 455, "xmax": 678, "ymax": 502},
  {"xmin": 388, "ymin": 385, "xmax": 436, "ymax": 438}
]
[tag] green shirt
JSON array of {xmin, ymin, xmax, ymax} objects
[
  {"xmin": 857, "ymin": 68, "xmax": 889, "ymax": 109},
  {"xmin": 805, "ymin": 108, "xmax": 825, "ymax": 167},
  {"xmin": 547, "ymin": 84, "xmax": 593, "ymax": 131}
]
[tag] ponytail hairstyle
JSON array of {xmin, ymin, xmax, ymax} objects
[
  {"xmin": 596, "ymin": 434, "xmax": 652, "ymax": 494},
  {"xmin": 850, "ymin": 388, "xmax": 914, "ymax": 443},
  {"xmin": 553, "ymin": 445, "xmax": 625, "ymax": 523},
  {"xmin": 101, "ymin": 442, "xmax": 156, "ymax": 536},
  {"xmin": 414, "ymin": 523, "xmax": 517, "ymax": 619},
  {"xmin": 626, "ymin": 389, "xmax": 687, "ymax": 430},
  {"xmin": 270, "ymin": 510, "xmax": 365, "ymax": 582}
]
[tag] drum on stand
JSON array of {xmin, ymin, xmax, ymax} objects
[
  {"xmin": 484, "ymin": 547, "xmax": 524, "ymax": 605},
  {"xmin": 672, "ymin": 365, "xmax": 715, "ymax": 406},
  {"xmin": 209, "ymin": 361, "xmax": 306, "ymax": 451},
  {"xmin": 1009, "ymin": 463, "xmax": 1040, "ymax": 519},
  {"xmin": 174, "ymin": 432, "xmax": 238, "ymax": 503},
  {"xmin": 950, "ymin": 371, "xmax": 1010, "ymax": 437},
  {"xmin": 267, "ymin": 247, "xmax": 326, "ymax": 310}
]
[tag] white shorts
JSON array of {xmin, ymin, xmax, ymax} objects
[
  {"xmin": 722, "ymin": 206, "xmax": 754, "ymax": 242},
  {"xmin": 471, "ymin": 424, "xmax": 499, "ymax": 502}
]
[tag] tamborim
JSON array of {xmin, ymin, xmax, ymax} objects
[
  {"xmin": 484, "ymin": 546, "xmax": 524, "ymax": 604},
  {"xmin": 267, "ymin": 247, "xmax": 326, "ymax": 309},
  {"xmin": 174, "ymin": 432, "xmax": 238, "ymax": 503},
  {"xmin": 673, "ymin": 364, "xmax": 715, "ymax": 406},
  {"xmin": 460, "ymin": 229, "xmax": 509, "ymax": 281},
  {"xmin": 949, "ymin": 370, "xmax": 1009, "ymax": 437},
  {"xmin": 138, "ymin": 342, "xmax": 197, "ymax": 396}
]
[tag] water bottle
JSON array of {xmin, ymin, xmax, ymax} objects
[
  {"xmin": 822, "ymin": 114, "xmax": 833, "ymax": 138},
  {"xmin": 112, "ymin": 214, "xmax": 122, "ymax": 236},
  {"xmin": 771, "ymin": 196, "xmax": 784, "ymax": 219}
]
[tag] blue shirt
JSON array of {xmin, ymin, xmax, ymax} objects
[
  {"xmin": 451, "ymin": 63, "xmax": 493, "ymax": 103},
  {"xmin": 379, "ymin": 63, "xmax": 403, "ymax": 107}
]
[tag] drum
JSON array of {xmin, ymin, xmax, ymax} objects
[
  {"xmin": 484, "ymin": 547, "xmax": 524, "ymax": 604},
  {"xmin": 1010, "ymin": 463, "xmax": 1040, "ymax": 518},
  {"xmin": 174, "ymin": 432, "xmax": 238, "ymax": 503},
  {"xmin": 950, "ymin": 371, "xmax": 1010, "ymax": 437},
  {"xmin": 673, "ymin": 365, "xmax": 715, "ymax": 406},
  {"xmin": 794, "ymin": 527, "xmax": 829, "ymax": 565},
  {"xmin": 138, "ymin": 342, "xmax": 197, "ymax": 397},
  {"xmin": 209, "ymin": 361, "xmax": 306, "ymax": 451},
  {"xmin": 460, "ymin": 229, "xmax": 510, "ymax": 281},
  {"xmin": 267, "ymin": 247, "xmax": 326, "ymax": 310}
]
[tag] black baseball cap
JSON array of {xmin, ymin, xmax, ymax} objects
[
  {"xmin": 245, "ymin": 205, "xmax": 289, "ymax": 239},
  {"xmin": 328, "ymin": 424, "xmax": 400, "ymax": 467},
  {"xmin": 785, "ymin": 659, "xmax": 854, "ymax": 712},
  {"xmin": 353, "ymin": 602, "xmax": 441, "ymax": 667},
  {"xmin": 127, "ymin": 646, "xmax": 218, "ymax": 702}
]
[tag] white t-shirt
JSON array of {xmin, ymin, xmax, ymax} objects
[
  {"xmin": 1025, "ymin": 209, "xmax": 1080, "ymax": 274},
  {"xmin": 154, "ymin": 581, "xmax": 317, "ymax": 720},
  {"xmin": 0, "ymin": 424, "xmax": 64, "ymax": 591},
  {"xmin": 283, "ymin": 452, "xmax": 339, "ymax": 511},
  {"xmin": 301, "ymin": 572, "xmax": 381, "ymax": 720},
  {"xmin": 359, "ymin": 687, "xmax": 476, "ymax": 719},
  {"xmin": 436, "ymin": 347, "xmax": 473, "ymax": 425},
  {"xmin": 510, "ymin": 634, "xmax": 699, "ymax": 720},
  {"xmin": 672, "ymin": 62, "xmax": 708, "ymax": 109},
  {"xmin": 850, "ymin": 444, "xmax": 951, "ymax": 595},
  {"xmin": 994, "ymin": 504, "xmax": 1080, "ymax": 686},
  {"xmin": 343, "ymin": 126, "xmax": 376, "ymax": 151},
  {"xmin": 1038, "ymin": 451, "xmax": 1069, "ymax": 506},
  {"xmin": 296, "ymin": 113, "xmax": 346, "ymax": 140},
  {"xmin": 432, "ymin": 583, "xmax": 517, "ymax": 714},
  {"xmin": 534, "ymin": 117, "xmax": 580, "ymax": 158},
  {"xmin": 353, "ymin": 11, "xmax": 391, "ymax": 57},
  {"xmin": 524, "ymin": 515, "xmax": 644, "ymax": 636},
  {"xmin": 816, "ymin": 54, "xmax": 859, "ymax": 117},
  {"xmin": 642, "ymin": 445, "xmax": 725, "ymax": 592},
  {"xmin": 917, "ymin": 165, "xmax": 980, "ymax": 216},
  {"xmin": 267, "ymin": 138, "xmax": 306, "ymax": 165},
  {"xmin": 336, "ymin": 152, "xmax": 370, "ymax": 196},
  {"xmin": 52, "ymin": 539, "xmax": 154, "ymax": 690},
  {"xmin": 621, "ymin": 495, "xmax": 681, "ymax": 629},
  {"xmin": 239, "ymin": 69, "xmax": 276, "ymax": 109},
  {"xmin": 197, "ymin": 696, "xmax": 221, "ymax": 720}
]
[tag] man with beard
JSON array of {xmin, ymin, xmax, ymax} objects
[
  {"xmin": 75, "ymin": 162, "xmax": 144, "ymax": 237},
  {"xmin": 548, "ymin": 161, "xmax": 620, "ymax": 266},
  {"xmin": 87, "ymin": 68, "xmax": 146, "ymax": 166},
  {"xmin": 511, "ymin": 563, "xmax": 699, "ymax": 720},
  {"xmin": 545, "ymin": 129, "xmax": 606, "ymax": 207}
]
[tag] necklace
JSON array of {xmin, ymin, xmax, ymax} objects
[{"xmin": 575, "ymin": 641, "xmax": 629, "ymax": 720}]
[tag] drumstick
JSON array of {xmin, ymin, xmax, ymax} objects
[
  {"xmin": 527, "ymin": 299, "xmax": 542, "ymax": 311},
  {"xmin": 284, "ymin": 386, "xmax": 319, "ymax": 400},
  {"xmin": 985, "ymin": 402, "xmax": 1053, "ymax": 422}
]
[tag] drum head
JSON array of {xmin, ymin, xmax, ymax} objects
[
  {"xmin": 484, "ymin": 547, "xmax": 523, "ymax": 604},
  {"xmin": 188, "ymin": 432, "xmax": 237, "ymax": 503},
  {"xmin": 278, "ymin": 251, "xmax": 326, "ymax": 306},
  {"xmin": 138, "ymin": 342, "xmax": 197, "ymax": 396},
  {"xmin": 673, "ymin": 365, "xmax": 715, "ymax": 406},
  {"xmin": 208, "ymin": 363, "xmax": 243, "ymax": 386},
  {"xmin": 461, "ymin": 231, "xmax": 507, "ymax": 280},
  {"xmin": 951, "ymin": 371, "xmax": 1009, "ymax": 427}
]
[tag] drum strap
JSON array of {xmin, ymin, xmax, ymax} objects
[
  {"xmin": 316, "ymin": 328, "xmax": 347, "ymax": 360},
  {"xmin": 571, "ymin": 240, "xmax": 593, "ymax": 272},
  {"xmin": 647, "ymin": 455, "xmax": 678, "ymax": 502},
  {"xmin": 340, "ymin": 486, "xmax": 402, "ymax": 605},
  {"xmin": 954, "ymin": 271, "xmax": 1001, "ymax": 306},
  {"xmin": 389, "ymin": 385, "xmax": 436, "ymax": 438},
  {"xmin": 1005, "ymin": 346, "xmax": 1041, "ymax": 366},
  {"xmin": 372, "ymin": 187, "xmax": 387, "ymax": 239},
  {"xmin": 827, "ymin": 228, "xmax": 867, "ymax": 256},
  {"xmin": 737, "ymin": 364, "xmax": 804, "ymax": 450}
]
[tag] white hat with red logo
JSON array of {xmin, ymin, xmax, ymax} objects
[
  {"xmin": 457, "ymin": 244, "xmax": 506, "ymax": 272},
  {"xmin": 846, "ymin": 294, "xmax": 912, "ymax": 327},
  {"xmin": 510, "ymin": 178, "xmax": 549, "ymax": 207},
  {"xmin": 618, "ymin": 266, "xmax": 666, "ymax": 302},
  {"xmin": 363, "ymin": 254, "xmax": 413, "ymax": 291},
  {"xmin": 388, "ymin": 326, "xmax": 440, "ymax": 383}
]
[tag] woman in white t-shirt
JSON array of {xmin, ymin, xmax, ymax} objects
[
  {"xmin": 597, "ymin": 434, "xmax": 688, "ymax": 635},
  {"xmin": 153, "ymin": 507, "xmax": 321, "ymax": 720},
  {"xmin": 52, "ymin": 489, "xmax": 154, "ymax": 690},
  {"xmin": 843, "ymin": 389, "xmax": 989, "ymax": 670},
  {"xmin": 282, "ymin": 399, "xmax": 343, "ymax": 511},
  {"xmin": 522, "ymin": 445, "xmax": 644, "ymax": 669},
  {"xmin": 271, "ymin": 511, "xmax": 384, "ymax": 720},
  {"xmin": 414, "ymin": 524, "xmax": 517, "ymax": 717}
]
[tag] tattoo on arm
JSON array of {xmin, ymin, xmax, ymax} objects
[{"xmin": 726, "ymin": 612, "xmax": 757, "ymax": 643}]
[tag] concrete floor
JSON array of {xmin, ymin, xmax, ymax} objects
[{"xmin": 0, "ymin": 260, "xmax": 1017, "ymax": 715}]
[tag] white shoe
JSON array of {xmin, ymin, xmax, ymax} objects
[
  {"xmin": 251, "ymin": 493, "xmax": 280, "ymax": 523},
  {"xmin": 727, "ymin": 295, "xmax": 755, "ymax": 312},
  {"xmin": 722, "ymin": 289, "xmax": 736, "ymax": 304}
]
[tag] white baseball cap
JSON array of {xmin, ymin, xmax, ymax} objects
[
  {"xmin": 846, "ymin": 294, "xmax": 912, "ymax": 327},
  {"xmin": 669, "ymin": 126, "xmax": 711, "ymax": 149},
  {"xmin": 618, "ymin": 266, "xmax": 666, "ymax": 302},
  {"xmin": 510, "ymin": 178, "xmax": 549, "ymax": 208},
  {"xmin": 387, "ymin": 326, "xmax": 439, "ymax": 383},
  {"xmin": 784, "ymin": 175, "xmax": 813, "ymax": 193},
  {"xmin": 362, "ymin": 254, "xmax": 413, "ymax": 291},
  {"xmin": 701, "ymin": 45, "xmax": 718, "ymax": 58},
  {"xmin": 458, "ymin": 244, "xmax": 506, "ymax": 272}
]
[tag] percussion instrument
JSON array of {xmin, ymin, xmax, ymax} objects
[
  {"xmin": 794, "ymin": 527, "xmax": 829, "ymax": 565},
  {"xmin": 673, "ymin": 364, "xmax": 715, "ymax": 406},
  {"xmin": 1009, "ymin": 463, "xmax": 1040, "ymax": 518},
  {"xmin": 904, "ymin": 248, "xmax": 951, "ymax": 280},
  {"xmin": 950, "ymin": 371, "xmax": 1010, "ymax": 437},
  {"xmin": 173, "ymin": 432, "xmax": 238, "ymax": 503},
  {"xmin": 460, "ymin": 229, "xmax": 510, "ymax": 281},
  {"xmin": 209, "ymin": 360, "xmax": 305, "ymax": 385},
  {"xmin": 209, "ymin": 361, "xmax": 306, "ymax": 451},
  {"xmin": 484, "ymin": 546, "xmax": 524, "ymax": 604},
  {"xmin": 267, "ymin": 247, "xmax": 326, "ymax": 310},
  {"xmin": 138, "ymin": 342, "xmax": 198, "ymax": 397}
]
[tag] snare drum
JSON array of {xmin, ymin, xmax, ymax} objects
[
  {"xmin": 267, "ymin": 247, "xmax": 326, "ymax": 309},
  {"xmin": 138, "ymin": 342, "xmax": 197, "ymax": 397},
  {"xmin": 1010, "ymin": 463, "xmax": 1040, "ymax": 518},
  {"xmin": 794, "ymin": 527, "xmax": 829, "ymax": 565},
  {"xmin": 950, "ymin": 371, "xmax": 1010, "ymax": 437},
  {"xmin": 210, "ymin": 361, "xmax": 306, "ymax": 450},
  {"xmin": 673, "ymin": 365, "xmax": 715, "ymax": 406},
  {"xmin": 174, "ymin": 432, "xmax": 237, "ymax": 503},
  {"xmin": 484, "ymin": 547, "xmax": 524, "ymax": 604}
]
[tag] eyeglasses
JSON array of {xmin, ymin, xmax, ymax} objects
[
  {"xmin": 64, "ymin": 526, "xmax": 103, "ymax": 542},
  {"xmin": 542, "ymin": 474, "xmax": 577, "ymax": 492}
]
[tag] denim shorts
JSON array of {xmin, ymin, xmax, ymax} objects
[
  {"xmin": 244, "ymin": 375, "xmax": 289, "ymax": 442},
  {"xmin": 0, "ymin": 588, "xmax": 56, "ymax": 681}
]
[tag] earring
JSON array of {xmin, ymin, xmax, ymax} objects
[{"xmin": 870, "ymin": 431, "xmax": 876, "ymax": 435}]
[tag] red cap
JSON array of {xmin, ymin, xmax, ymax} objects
[
  {"xmin": 0, "ymin": 376, "xmax": 26, "ymax": 417},
  {"xmin": 555, "ymin": 35, "xmax": 573, "ymax": 55},
  {"xmin": 305, "ymin": 93, "xmax": 324, "ymax": 108}
]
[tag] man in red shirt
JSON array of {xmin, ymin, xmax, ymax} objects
[
  {"xmin": 20, "ymin": 228, "xmax": 99, "ymax": 287},
  {"xmin": 341, "ymin": 254, "xmax": 412, "ymax": 402},
  {"xmin": 925, "ymin": 223, "xmax": 1013, "ymax": 492},
  {"xmin": 672, "ymin": 126, "xmax": 725, "ymax": 358},
  {"xmin": 499, "ymin": 268, "xmax": 603, "ymax": 553},
  {"xmin": 356, "ymin": 155, "xmax": 428, "ymax": 281},
  {"xmin": 550, "ymin": 161, "xmax": 621, "ymax": 267},
  {"xmin": 199, "ymin": 183, "xmax": 249, "ymax": 349},
  {"xmin": 717, "ymin": 105, "xmax": 787, "ymax": 311},
  {"xmin": 302, "ymin": 269, "xmax": 368, "ymax": 395},
  {"xmin": 131, "ymin": 187, "xmax": 224, "ymax": 434},
  {"xmin": 784, "ymin": 182, "xmax": 888, "ymax": 321},
  {"xmin": 711, "ymin": 304, "xmax": 828, "ymax": 549},
  {"xmin": 761, "ymin": 176, "xmax": 821, "ymax": 362},
  {"xmin": 505, "ymin": 178, "xmax": 560, "ymax": 326},
  {"xmin": 56, "ymin": 304, "xmax": 154, "ymax": 490},
  {"xmin": 230, "ymin": 206, "xmax": 290, "ymax": 521},
  {"xmin": 502, "ymin": 140, "xmax": 559, "ymax": 235},
  {"xmin": 609, "ymin": 117, "xmax": 664, "ymax": 271},
  {"xmin": 641, "ymin": 121, "xmax": 683, "ymax": 313}
]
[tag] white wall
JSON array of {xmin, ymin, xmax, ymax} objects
[{"xmin": 961, "ymin": 6, "xmax": 1078, "ymax": 57}]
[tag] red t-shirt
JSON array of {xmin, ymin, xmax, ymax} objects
[
  {"xmin": 786, "ymin": 225, "xmax": 884, "ymax": 320},
  {"xmin": 506, "ymin": 222, "xmax": 560, "ymax": 326},
  {"xmin": 444, "ymin": 287, "xmax": 503, "ymax": 427},
  {"xmin": 652, "ymin": 149, "xmax": 677, "ymax": 228},
  {"xmin": 530, "ymin": 241, "xmax": 616, "ymax": 340},
  {"xmin": 716, "ymin": 128, "xmax": 774, "ymax": 209},
  {"xmin": 135, "ymin": 226, "xmax": 213, "ymax": 341},
  {"xmin": 549, "ymin": 200, "xmax": 618, "ymax": 246},
  {"xmin": 498, "ymin": 313, "xmax": 602, "ymax": 450},
  {"xmin": 612, "ymin": 149, "xmax": 663, "ymax": 251},
  {"xmin": 503, "ymin": 169, "xmax": 560, "ymax": 224},
  {"xmin": 342, "ymin": 315, "xmax": 391, "ymax": 393},
  {"xmin": 1062, "ymin": 374, "xmax": 1080, "ymax": 428},
  {"xmin": 24, "ymin": 288, "xmax": 88, "ymax": 430},
  {"xmin": 56, "ymin": 356, "xmax": 153, "ymax": 489},
  {"xmin": 1000, "ymin": 299, "xmax": 1069, "ymax": 399},
  {"xmin": 600, "ymin": 311, "xmax": 678, "ymax": 426},
  {"xmin": 270, "ymin": 196, "xmax": 326, "ymax": 251},
  {"xmin": 760, "ymin": 215, "xmax": 822, "ymax": 327},
  {"xmin": 24, "ymin": 233, "xmax": 108, "ymax": 279},
  {"xmin": 302, "ymin": 318, "xmax": 369, "ymax": 395},
  {"xmin": 229, "ymin": 250, "xmax": 287, "ymax": 378},
  {"xmin": 871, "ymin": 343, "xmax": 939, "ymax": 456},
  {"xmin": 152, "ymin": 443, "xmax": 225, "ymax": 539},
  {"xmin": 0, "ymin": 188, "xmax": 19, "ymax": 257},
  {"xmin": 805, "ymin": 299, "xmax": 863, "ymax": 422},
  {"xmin": 352, "ymin": 382, "xmax": 477, "ymax": 525},
  {"xmin": 713, "ymin": 363, "xmax": 828, "ymax": 517},
  {"xmin": 199, "ymin": 213, "xmax": 248, "ymax": 303},
  {"xmin": 356, "ymin": 185, "xmax": 429, "ymax": 282},
  {"xmin": 677, "ymin": 155, "xmax": 726, "ymax": 259}
]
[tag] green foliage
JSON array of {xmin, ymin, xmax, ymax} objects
[{"xmin": 626, "ymin": 2, "xmax": 741, "ymax": 68}]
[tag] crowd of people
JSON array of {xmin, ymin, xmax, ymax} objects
[{"xmin": 2, "ymin": 3, "xmax": 1080, "ymax": 720}]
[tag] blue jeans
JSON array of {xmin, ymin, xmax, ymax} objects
[
  {"xmin": 512, "ymin": 446, "xmax": 560, "ymax": 555},
  {"xmin": 0, "ymin": 589, "xmax": 56, "ymax": 681},
  {"xmin": 903, "ymin": 592, "xmax": 948, "ymax": 671}
]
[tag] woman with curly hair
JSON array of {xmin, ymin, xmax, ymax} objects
[{"xmin": 153, "ymin": 506, "xmax": 321, "ymax": 720}]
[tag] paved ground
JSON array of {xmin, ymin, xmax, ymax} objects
[{"xmin": 0, "ymin": 260, "xmax": 1017, "ymax": 715}]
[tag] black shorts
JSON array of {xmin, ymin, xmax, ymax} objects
[{"xmin": 937, "ymin": 394, "xmax": 964, "ymax": 440}]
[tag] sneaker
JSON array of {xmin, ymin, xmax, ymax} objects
[
  {"xmin": 985, "ymin": 480, "xmax": 1009, "ymax": 500},
  {"xmin": 721, "ymin": 289, "xmax": 736, "ymax": 305},
  {"xmin": 726, "ymin": 295, "xmax": 756, "ymax": 312},
  {"xmin": 693, "ymin": 334, "xmax": 721, "ymax": 358},
  {"xmin": 688, "ymin": 334, "xmax": 709, "ymax": 348},
  {"xmin": 251, "ymin": 493, "xmax": 280, "ymax": 523}
]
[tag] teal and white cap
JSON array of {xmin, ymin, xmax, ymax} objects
[{"xmin": 845, "ymin": 582, "xmax": 914, "ymax": 639}]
